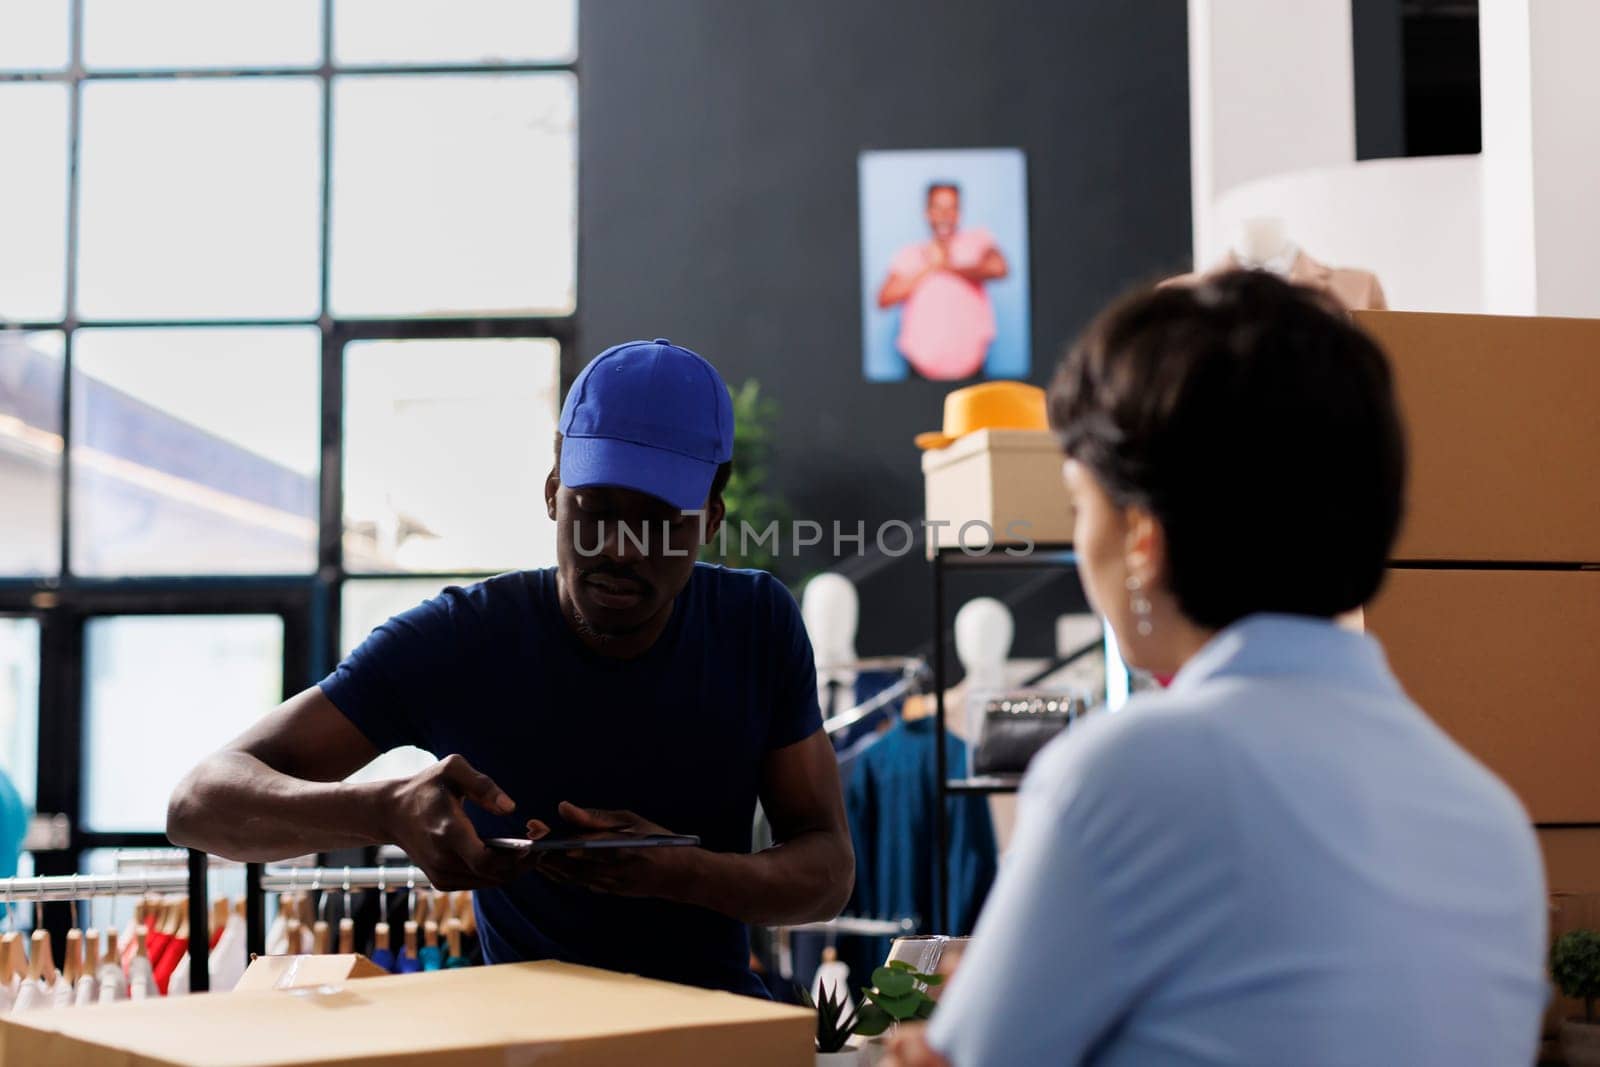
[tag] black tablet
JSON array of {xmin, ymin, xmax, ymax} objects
[{"xmin": 486, "ymin": 834, "xmax": 701, "ymax": 854}]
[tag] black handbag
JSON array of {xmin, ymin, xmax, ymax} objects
[{"xmin": 971, "ymin": 693, "xmax": 1086, "ymax": 777}]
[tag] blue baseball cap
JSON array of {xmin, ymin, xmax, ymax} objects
[{"xmin": 558, "ymin": 339, "xmax": 735, "ymax": 511}]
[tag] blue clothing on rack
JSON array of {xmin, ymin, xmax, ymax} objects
[
  {"xmin": 842, "ymin": 716, "xmax": 996, "ymax": 976},
  {"xmin": 369, "ymin": 946, "xmax": 396, "ymax": 974},
  {"xmin": 0, "ymin": 771, "xmax": 27, "ymax": 921}
]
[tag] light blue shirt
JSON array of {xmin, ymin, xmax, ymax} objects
[{"xmin": 928, "ymin": 615, "xmax": 1547, "ymax": 1066}]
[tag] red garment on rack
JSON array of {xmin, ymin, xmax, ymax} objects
[
  {"xmin": 152, "ymin": 933, "xmax": 188, "ymax": 995},
  {"xmin": 144, "ymin": 929, "xmax": 172, "ymax": 981}
]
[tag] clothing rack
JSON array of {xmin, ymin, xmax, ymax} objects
[
  {"xmin": 0, "ymin": 848, "xmax": 214, "ymax": 992},
  {"xmin": 245, "ymin": 864, "xmax": 435, "ymax": 957},
  {"xmin": 822, "ymin": 656, "xmax": 929, "ymax": 738},
  {"xmin": 769, "ymin": 915, "xmax": 918, "ymax": 982}
]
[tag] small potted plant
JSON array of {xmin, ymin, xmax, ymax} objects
[
  {"xmin": 799, "ymin": 980, "xmax": 862, "ymax": 1065},
  {"xmin": 1553, "ymin": 930, "xmax": 1600, "ymax": 1066},
  {"xmin": 853, "ymin": 961, "xmax": 942, "ymax": 1045}
]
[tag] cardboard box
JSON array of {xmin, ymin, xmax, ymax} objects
[
  {"xmin": 0, "ymin": 960, "xmax": 813, "ymax": 1066},
  {"xmin": 922, "ymin": 428, "xmax": 1074, "ymax": 554},
  {"xmin": 233, "ymin": 953, "xmax": 392, "ymax": 992},
  {"xmin": 1353, "ymin": 310, "xmax": 1600, "ymax": 564},
  {"xmin": 1365, "ymin": 567, "xmax": 1600, "ymax": 822}
]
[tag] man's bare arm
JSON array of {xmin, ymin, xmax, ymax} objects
[{"xmin": 167, "ymin": 687, "xmax": 518, "ymax": 889}]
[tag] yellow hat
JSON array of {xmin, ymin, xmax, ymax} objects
[{"xmin": 914, "ymin": 381, "xmax": 1049, "ymax": 450}]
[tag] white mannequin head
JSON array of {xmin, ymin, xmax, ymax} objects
[
  {"xmin": 954, "ymin": 597, "xmax": 1013, "ymax": 688},
  {"xmin": 1233, "ymin": 216, "xmax": 1294, "ymax": 269},
  {"xmin": 802, "ymin": 572, "xmax": 859, "ymax": 669}
]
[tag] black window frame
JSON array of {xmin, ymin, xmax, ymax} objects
[{"xmin": 0, "ymin": 0, "xmax": 579, "ymax": 878}]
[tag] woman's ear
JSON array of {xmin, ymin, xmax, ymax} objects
[
  {"xmin": 1122, "ymin": 505, "xmax": 1167, "ymax": 588},
  {"xmin": 544, "ymin": 469, "xmax": 559, "ymax": 521}
]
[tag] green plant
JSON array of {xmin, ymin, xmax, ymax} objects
[
  {"xmin": 1554, "ymin": 930, "xmax": 1600, "ymax": 1023},
  {"xmin": 853, "ymin": 961, "xmax": 943, "ymax": 1037},
  {"xmin": 701, "ymin": 379, "xmax": 787, "ymax": 572},
  {"xmin": 798, "ymin": 980, "xmax": 860, "ymax": 1053}
]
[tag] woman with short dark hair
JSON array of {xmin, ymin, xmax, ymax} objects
[{"xmin": 887, "ymin": 272, "xmax": 1546, "ymax": 1066}]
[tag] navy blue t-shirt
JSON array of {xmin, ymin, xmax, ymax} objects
[{"xmin": 320, "ymin": 563, "xmax": 822, "ymax": 996}]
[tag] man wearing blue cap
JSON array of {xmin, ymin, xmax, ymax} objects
[{"xmin": 168, "ymin": 340, "xmax": 855, "ymax": 997}]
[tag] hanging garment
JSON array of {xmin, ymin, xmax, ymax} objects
[
  {"xmin": 48, "ymin": 975, "xmax": 73, "ymax": 1009},
  {"xmin": 369, "ymin": 946, "xmax": 396, "ymax": 974},
  {"xmin": 396, "ymin": 949, "xmax": 422, "ymax": 975},
  {"xmin": 73, "ymin": 973, "xmax": 97, "ymax": 1007},
  {"xmin": 96, "ymin": 959, "xmax": 126, "ymax": 1004},
  {"xmin": 167, "ymin": 952, "xmax": 189, "ymax": 997},
  {"xmin": 264, "ymin": 913, "xmax": 288, "ymax": 956},
  {"xmin": 127, "ymin": 954, "xmax": 156, "ymax": 1001},
  {"xmin": 443, "ymin": 954, "xmax": 470, "ymax": 969},
  {"xmin": 144, "ymin": 927, "xmax": 172, "ymax": 979},
  {"xmin": 152, "ymin": 933, "xmax": 188, "ymax": 995},
  {"xmin": 12, "ymin": 978, "xmax": 49, "ymax": 1012},
  {"xmin": 209, "ymin": 913, "xmax": 247, "ymax": 993},
  {"xmin": 842, "ymin": 716, "xmax": 997, "ymax": 978},
  {"xmin": 419, "ymin": 944, "xmax": 443, "ymax": 972}
]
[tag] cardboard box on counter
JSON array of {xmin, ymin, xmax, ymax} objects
[
  {"xmin": 0, "ymin": 960, "xmax": 813, "ymax": 1067},
  {"xmin": 922, "ymin": 428, "xmax": 1073, "ymax": 555},
  {"xmin": 233, "ymin": 953, "xmax": 391, "ymax": 992}
]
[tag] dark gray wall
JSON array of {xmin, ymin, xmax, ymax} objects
[{"xmin": 578, "ymin": 0, "xmax": 1192, "ymax": 655}]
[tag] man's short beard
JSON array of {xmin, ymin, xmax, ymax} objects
[{"xmin": 570, "ymin": 604, "xmax": 652, "ymax": 643}]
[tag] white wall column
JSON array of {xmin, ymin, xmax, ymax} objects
[
  {"xmin": 1187, "ymin": 0, "xmax": 1357, "ymax": 263},
  {"xmin": 1479, "ymin": 0, "xmax": 1600, "ymax": 317}
]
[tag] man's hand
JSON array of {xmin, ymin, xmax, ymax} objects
[
  {"xmin": 531, "ymin": 801, "xmax": 696, "ymax": 900},
  {"xmin": 380, "ymin": 754, "xmax": 520, "ymax": 890},
  {"xmin": 881, "ymin": 1025, "xmax": 951, "ymax": 1067}
]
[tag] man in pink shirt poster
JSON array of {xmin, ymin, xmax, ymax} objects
[
  {"xmin": 876, "ymin": 182, "xmax": 1010, "ymax": 381},
  {"xmin": 859, "ymin": 148, "xmax": 1030, "ymax": 383}
]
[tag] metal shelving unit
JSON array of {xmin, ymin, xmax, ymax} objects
[{"xmin": 928, "ymin": 542, "xmax": 1130, "ymax": 931}]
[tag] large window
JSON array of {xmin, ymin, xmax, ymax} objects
[{"xmin": 0, "ymin": 2, "xmax": 576, "ymax": 871}]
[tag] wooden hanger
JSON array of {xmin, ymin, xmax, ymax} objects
[
  {"xmin": 102, "ymin": 929, "xmax": 120, "ymax": 969},
  {"xmin": 423, "ymin": 919, "xmax": 438, "ymax": 950},
  {"xmin": 445, "ymin": 918, "xmax": 462, "ymax": 960},
  {"xmin": 63, "ymin": 928, "xmax": 83, "ymax": 985},
  {"xmin": 134, "ymin": 926, "xmax": 149, "ymax": 962},
  {"xmin": 373, "ymin": 920, "xmax": 391, "ymax": 952},
  {"xmin": 211, "ymin": 897, "xmax": 229, "ymax": 937},
  {"xmin": 28, "ymin": 928, "xmax": 55, "ymax": 983},
  {"xmin": 337, "ymin": 918, "xmax": 354, "ymax": 955},
  {"xmin": 312, "ymin": 920, "xmax": 330, "ymax": 955},
  {"xmin": 161, "ymin": 898, "xmax": 184, "ymax": 937},
  {"xmin": 403, "ymin": 920, "xmax": 419, "ymax": 957},
  {"xmin": 1, "ymin": 930, "xmax": 24, "ymax": 983}
]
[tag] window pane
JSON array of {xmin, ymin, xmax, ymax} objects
[
  {"xmin": 330, "ymin": 74, "xmax": 575, "ymax": 316},
  {"xmin": 0, "ymin": 85, "xmax": 69, "ymax": 320},
  {"xmin": 0, "ymin": 618, "xmax": 40, "ymax": 811},
  {"xmin": 78, "ymin": 79, "xmax": 322, "ymax": 319},
  {"xmin": 335, "ymin": 0, "xmax": 575, "ymax": 65},
  {"xmin": 0, "ymin": 0, "xmax": 69, "ymax": 70},
  {"xmin": 83, "ymin": 0, "xmax": 321, "ymax": 69},
  {"xmin": 71, "ymin": 327, "xmax": 320, "ymax": 576},
  {"xmin": 344, "ymin": 338, "xmax": 558, "ymax": 572},
  {"xmin": 84, "ymin": 615, "xmax": 282, "ymax": 832},
  {"xmin": 0, "ymin": 331, "xmax": 64, "ymax": 576}
]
